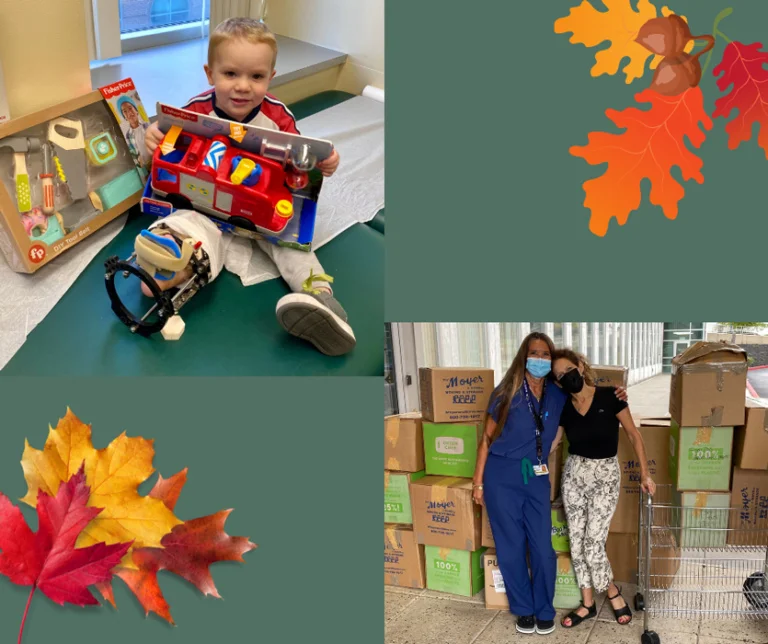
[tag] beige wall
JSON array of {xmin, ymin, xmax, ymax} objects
[
  {"xmin": 708, "ymin": 333, "xmax": 768, "ymax": 345},
  {"xmin": 0, "ymin": 0, "xmax": 92, "ymax": 117},
  {"xmin": 267, "ymin": 0, "xmax": 384, "ymax": 95}
]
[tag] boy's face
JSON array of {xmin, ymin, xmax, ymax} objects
[
  {"xmin": 205, "ymin": 39, "xmax": 276, "ymax": 121},
  {"xmin": 122, "ymin": 104, "xmax": 140, "ymax": 128}
]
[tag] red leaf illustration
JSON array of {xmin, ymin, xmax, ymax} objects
[
  {"xmin": 570, "ymin": 87, "xmax": 712, "ymax": 236},
  {"xmin": 0, "ymin": 465, "xmax": 131, "ymax": 642},
  {"xmin": 97, "ymin": 469, "xmax": 256, "ymax": 624},
  {"xmin": 713, "ymin": 41, "xmax": 768, "ymax": 157}
]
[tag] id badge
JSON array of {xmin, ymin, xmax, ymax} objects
[{"xmin": 532, "ymin": 464, "xmax": 549, "ymax": 476}]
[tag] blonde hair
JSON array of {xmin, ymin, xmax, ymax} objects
[
  {"xmin": 208, "ymin": 18, "xmax": 278, "ymax": 69},
  {"xmin": 551, "ymin": 348, "xmax": 597, "ymax": 386}
]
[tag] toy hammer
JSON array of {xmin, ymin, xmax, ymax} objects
[{"xmin": 1, "ymin": 137, "xmax": 41, "ymax": 212}]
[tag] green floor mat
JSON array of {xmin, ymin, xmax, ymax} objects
[{"xmin": 3, "ymin": 209, "xmax": 383, "ymax": 376}]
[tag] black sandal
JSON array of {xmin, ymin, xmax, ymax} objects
[
  {"xmin": 560, "ymin": 601, "xmax": 596, "ymax": 628},
  {"xmin": 607, "ymin": 586, "xmax": 632, "ymax": 624}
]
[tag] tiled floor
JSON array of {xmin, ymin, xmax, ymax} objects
[{"xmin": 385, "ymin": 584, "xmax": 768, "ymax": 644}]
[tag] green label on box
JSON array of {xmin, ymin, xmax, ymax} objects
[
  {"xmin": 385, "ymin": 474, "xmax": 413, "ymax": 524},
  {"xmin": 425, "ymin": 546, "xmax": 485, "ymax": 597},
  {"xmin": 423, "ymin": 422, "xmax": 480, "ymax": 478},
  {"xmin": 670, "ymin": 422, "xmax": 733, "ymax": 491},
  {"xmin": 551, "ymin": 522, "xmax": 570, "ymax": 553},
  {"xmin": 553, "ymin": 558, "xmax": 581, "ymax": 609},
  {"xmin": 676, "ymin": 492, "xmax": 731, "ymax": 547},
  {"xmin": 687, "ymin": 447, "xmax": 725, "ymax": 461}
]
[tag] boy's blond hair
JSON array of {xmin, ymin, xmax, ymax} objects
[{"xmin": 208, "ymin": 18, "xmax": 278, "ymax": 69}]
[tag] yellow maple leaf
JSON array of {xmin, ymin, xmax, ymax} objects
[
  {"xmin": 554, "ymin": 0, "xmax": 693, "ymax": 84},
  {"xmin": 20, "ymin": 409, "xmax": 182, "ymax": 567}
]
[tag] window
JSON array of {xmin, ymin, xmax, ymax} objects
[{"xmin": 119, "ymin": 0, "xmax": 209, "ymax": 34}]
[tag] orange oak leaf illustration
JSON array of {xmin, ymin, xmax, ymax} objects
[
  {"xmin": 19, "ymin": 409, "xmax": 182, "ymax": 566},
  {"xmin": 713, "ymin": 41, "xmax": 768, "ymax": 158},
  {"xmin": 96, "ymin": 468, "xmax": 257, "ymax": 624},
  {"xmin": 570, "ymin": 87, "xmax": 712, "ymax": 236},
  {"xmin": 0, "ymin": 466, "xmax": 132, "ymax": 642},
  {"xmin": 554, "ymin": 0, "xmax": 693, "ymax": 84}
]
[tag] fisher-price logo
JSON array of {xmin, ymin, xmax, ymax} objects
[
  {"xmin": 100, "ymin": 79, "xmax": 136, "ymax": 98},
  {"xmin": 435, "ymin": 437, "xmax": 464, "ymax": 455},
  {"xmin": 28, "ymin": 244, "xmax": 46, "ymax": 264},
  {"xmin": 161, "ymin": 105, "xmax": 198, "ymax": 121}
]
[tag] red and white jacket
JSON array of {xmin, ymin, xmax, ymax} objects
[{"xmin": 182, "ymin": 89, "xmax": 299, "ymax": 134}]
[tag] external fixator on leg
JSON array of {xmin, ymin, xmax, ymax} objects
[{"xmin": 104, "ymin": 224, "xmax": 211, "ymax": 338}]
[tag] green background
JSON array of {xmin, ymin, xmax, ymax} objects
[
  {"xmin": 0, "ymin": 377, "xmax": 381, "ymax": 643},
  {"xmin": 387, "ymin": 0, "xmax": 768, "ymax": 321}
]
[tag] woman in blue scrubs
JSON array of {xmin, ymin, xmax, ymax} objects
[{"xmin": 472, "ymin": 332, "xmax": 625, "ymax": 635}]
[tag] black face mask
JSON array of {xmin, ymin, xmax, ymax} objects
[{"xmin": 560, "ymin": 370, "xmax": 584, "ymax": 394}]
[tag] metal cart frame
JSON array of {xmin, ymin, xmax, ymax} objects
[{"xmin": 634, "ymin": 484, "xmax": 768, "ymax": 644}]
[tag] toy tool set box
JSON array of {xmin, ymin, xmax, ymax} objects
[
  {"xmin": 140, "ymin": 103, "xmax": 334, "ymax": 252},
  {"xmin": 0, "ymin": 79, "xmax": 147, "ymax": 273}
]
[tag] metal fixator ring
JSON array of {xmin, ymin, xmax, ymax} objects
[{"xmin": 104, "ymin": 256, "xmax": 174, "ymax": 337}]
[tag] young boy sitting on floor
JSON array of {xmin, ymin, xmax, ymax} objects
[{"xmin": 142, "ymin": 17, "xmax": 354, "ymax": 357}]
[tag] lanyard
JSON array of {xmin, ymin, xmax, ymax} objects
[{"xmin": 522, "ymin": 378, "xmax": 546, "ymax": 464}]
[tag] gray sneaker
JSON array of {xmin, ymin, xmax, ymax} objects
[{"xmin": 275, "ymin": 291, "xmax": 356, "ymax": 356}]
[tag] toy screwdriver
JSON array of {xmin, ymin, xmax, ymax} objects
[{"xmin": 40, "ymin": 143, "xmax": 55, "ymax": 215}]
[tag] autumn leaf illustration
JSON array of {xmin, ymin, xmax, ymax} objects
[
  {"xmin": 713, "ymin": 41, "xmax": 768, "ymax": 158},
  {"xmin": 96, "ymin": 468, "xmax": 257, "ymax": 624},
  {"xmin": 554, "ymin": 0, "xmax": 693, "ymax": 84},
  {"xmin": 19, "ymin": 408, "xmax": 182, "ymax": 566},
  {"xmin": 570, "ymin": 87, "xmax": 712, "ymax": 236},
  {"xmin": 0, "ymin": 466, "xmax": 132, "ymax": 642}
]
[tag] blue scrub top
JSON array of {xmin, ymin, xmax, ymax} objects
[{"xmin": 488, "ymin": 381, "xmax": 567, "ymax": 462}]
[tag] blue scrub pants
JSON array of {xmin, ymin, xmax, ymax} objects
[{"xmin": 483, "ymin": 453, "xmax": 556, "ymax": 620}]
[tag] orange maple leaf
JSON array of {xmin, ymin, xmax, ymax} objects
[
  {"xmin": 570, "ymin": 87, "xmax": 712, "ymax": 236},
  {"xmin": 554, "ymin": 0, "xmax": 692, "ymax": 84}
]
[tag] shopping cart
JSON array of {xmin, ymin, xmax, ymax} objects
[{"xmin": 634, "ymin": 484, "xmax": 768, "ymax": 644}]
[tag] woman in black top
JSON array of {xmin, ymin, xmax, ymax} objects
[{"xmin": 549, "ymin": 349, "xmax": 656, "ymax": 629}]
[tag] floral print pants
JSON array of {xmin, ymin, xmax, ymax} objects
[{"xmin": 561, "ymin": 454, "xmax": 621, "ymax": 592}]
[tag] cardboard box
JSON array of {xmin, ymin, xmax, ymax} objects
[
  {"xmin": 482, "ymin": 549, "xmax": 509, "ymax": 609},
  {"xmin": 553, "ymin": 554, "xmax": 581, "ymax": 609},
  {"xmin": 669, "ymin": 421, "xmax": 733, "ymax": 492},
  {"xmin": 423, "ymin": 421, "xmax": 482, "ymax": 478},
  {"xmin": 0, "ymin": 60, "xmax": 9, "ymax": 125},
  {"xmin": 607, "ymin": 531, "xmax": 680, "ymax": 588},
  {"xmin": 727, "ymin": 468, "xmax": 768, "ymax": 546},
  {"xmin": 385, "ymin": 413, "xmax": 425, "ymax": 472},
  {"xmin": 551, "ymin": 498, "xmax": 570, "ymax": 553},
  {"xmin": 606, "ymin": 532, "xmax": 637, "ymax": 584},
  {"xmin": 424, "ymin": 545, "xmax": 485, "ymax": 597},
  {"xmin": 384, "ymin": 470, "xmax": 426, "ymax": 524},
  {"xmin": 549, "ymin": 443, "xmax": 563, "ymax": 502},
  {"xmin": 609, "ymin": 418, "xmax": 672, "ymax": 533},
  {"xmin": 669, "ymin": 341, "xmax": 747, "ymax": 427},
  {"xmin": 606, "ymin": 529, "xmax": 680, "ymax": 588},
  {"xmin": 481, "ymin": 444, "xmax": 563, "ymax": 549},
  {"xmin": 482, "ymin": 505, "xmax": 495, "ymax": 548},
  {"xmin": 733, "ymin": 400, "xmax": 768, "ymax": 470},
  {"xmin": 593, "ymin": 365, "xmax": 629, "ymax": 388},
  {"xmin": 419, "ymin": 368, "xmax": 494, "ymax": 423},
  {"xmin": 411, "ymin": 476, "xmax": 482, "ymax": 550},
  {"xmin": 0, "ymin": 81, "xmax": 146, "ymax": 273},
  {"xmin": 385, "ymin": 525, "xmax": 426, "ymax": 589},
  {"xmin": 673, "ymin": 490, "xmax": 731, "ymax": 547}
]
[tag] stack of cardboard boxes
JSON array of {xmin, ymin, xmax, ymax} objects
[
  {"xmin": 385, "ymin": 351, "xmax": 766, "ymax": 606},
  {"xmin": 384, "ymin": 367, "xmax": 495, "ymax": 595}
]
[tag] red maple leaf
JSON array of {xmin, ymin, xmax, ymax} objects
[
  {"xmin": 0, "ymin": 465, "xmax": 132, "ymax": 642},
  {"xmin": 570, "ymin": 87, "xmax": 712, "ymax": 236},
  {"xmin": 96, "ymin": 469, "xmax": 256, "ymax": 624},
  {"xmin": 713, "ymin": 41, "xmax": 768, "ymax": 158}
]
